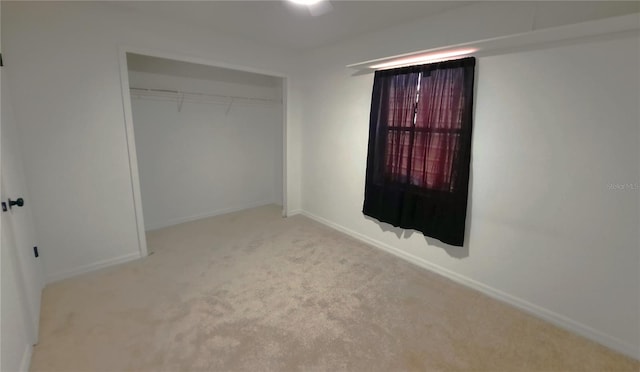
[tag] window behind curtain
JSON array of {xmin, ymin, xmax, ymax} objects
[
  {"xmin": 363, "ymin": 57, "xmax": 476, "ymax": 246},
  {"xmin": 385, "ymin": 68, "xmax": 466, "ymax": 192}
]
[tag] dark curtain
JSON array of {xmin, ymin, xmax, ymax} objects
[{"xmin": 363, "ymin": 57, "xmax": 476, "ymax": 246}]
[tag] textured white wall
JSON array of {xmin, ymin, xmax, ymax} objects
[
  {"xmin": 298, "ymin": 3, "xmax": 640, "ymax": 358},
  {"xmin": 2, "ymin": 2, "xmax": 301, "ymax": 282},
  {"xmin": 129, "ymin": 71, "xmax": 283, "ymax": 230}
]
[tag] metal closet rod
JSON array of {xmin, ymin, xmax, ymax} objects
[{"xmin": 129, "ymin": 87, "xmax": 281, "ymax": 103}]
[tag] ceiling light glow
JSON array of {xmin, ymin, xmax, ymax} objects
[
  {"xmin": 370, "ymin": 49, "xmax": 477, "ymax": 69},
  {"xmin": 289, "ymin": 0, "xmax": 323, "ymax": 5}
]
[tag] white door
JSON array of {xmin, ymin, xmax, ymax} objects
[
  {"xmin": 1, "ymin": 204, "xmax": 37, "ymax": 371},
  {"xmin": 1, "ymin": 87, "xmax": 44, "ymax": 338},
  {"xmin": 1, "ymin": 49, "xmax": 45, "ymax": 370}
]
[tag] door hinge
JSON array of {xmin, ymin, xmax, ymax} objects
[
  {"xmin": 0, "ymin": 53, "xmax": 3, "ymax": 67},
  {"xmin": 33, "ymin": 246, "xmax": 39, "ymax": 258},
  {"xmin": 1, "ymin": 202, "xmax": 7, "ymax": 212}
]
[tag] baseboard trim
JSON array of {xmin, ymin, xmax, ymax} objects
[
  {"xmin": 299, "ymin": 210, "xmax": 639, "ymax": 360},
  {"xmin": 46, "ymin": 252, "xmax": 141, "ymax": 284},
  {"xmin": 19, "ymin": 344, "xmax": 33, "ymax": 372},
  {"xmin": 145, "ymin": 200, "xmax": 276, "ymax": 231},
  {"xmin": 286, "ymin": 209, "xmax": 302, "ymax": 217}
]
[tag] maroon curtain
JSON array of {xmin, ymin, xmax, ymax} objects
[
  {"xmin": 384, "ymin": 72, "xmax": 420, "ymax": 184},
  {"xmin": 363, "ymin": 57, "xmax": 475, "ymax": 246}
]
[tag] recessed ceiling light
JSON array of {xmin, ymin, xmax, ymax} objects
[
  {"xmin": 289, "ymin": 0, "xmax": 323, "ymax": 5},
  {"xmin": 370, "ymin": 49, "xmax": 477, "ymax": 70}
]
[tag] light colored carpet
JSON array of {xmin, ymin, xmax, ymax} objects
[{"xmin": 31, "ymin": 205, "xmax": 638, "ymax": 371}]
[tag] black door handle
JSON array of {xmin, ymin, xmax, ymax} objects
[{"xmin": 8, "ymin": 198, "xmax": 24, "ymax": 209}]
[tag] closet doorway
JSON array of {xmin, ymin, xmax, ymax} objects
[{"xmin": 119, "ymin": 51, "xmax": 287, "ymax": 256}]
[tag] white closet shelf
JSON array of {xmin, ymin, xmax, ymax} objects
[{"xmin": 129, "ymin": 87, "xmax": 282, "ymax": 105}]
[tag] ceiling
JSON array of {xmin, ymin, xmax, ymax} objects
[{"xmin": 113, "ymin": 1, "xmax": 470, "ymax": 51}]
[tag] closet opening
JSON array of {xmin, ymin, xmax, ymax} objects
[{"xmin": 119, "ymin": 51, "xmax": 287, "ymax": 256}]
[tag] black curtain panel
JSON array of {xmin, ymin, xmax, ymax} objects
[{"xmin": 363, "ymin": 57, "xmax": 476, "ymax": 246}]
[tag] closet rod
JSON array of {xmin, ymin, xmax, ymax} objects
[{"xmin": 129, "ymin": 87, "xmax": 281, "ymax": 104}]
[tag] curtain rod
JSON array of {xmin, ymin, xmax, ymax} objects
[{"xmin": 129, "ymin": 87, "xmax": 281, "ymax": 104}]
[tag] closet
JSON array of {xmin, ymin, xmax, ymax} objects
[{"xmin": 126, "ymin": 53, "xmax": 284, "ymax": 231}]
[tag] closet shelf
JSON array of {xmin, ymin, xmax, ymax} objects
[{"xmin": 129, "ymin": 87, "xmax": 282, "ymax": 106}]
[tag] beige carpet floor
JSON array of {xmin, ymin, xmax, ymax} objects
[{"xmin": 31, "ymin": 205, "xmax": 638, "ymax": 371}]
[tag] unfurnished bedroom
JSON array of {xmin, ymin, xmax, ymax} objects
[{"xmin": 1, "ymin": 1, "xmax": 639, "ymax": 371}]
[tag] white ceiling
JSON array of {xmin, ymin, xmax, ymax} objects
[{"xmin": 113, "ymin": 1, "xmax": 471, "ymax": 51}]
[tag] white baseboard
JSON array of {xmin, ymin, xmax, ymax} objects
[
  {"xmin": 286, "ymin": 209, "xmax": 302, "ymax": 217},
  {"xmin": 46, "ymin": 252, "xmax": 141, "ymax": 284},
  {"xmin": 145, "ymin": 200, "xmax": 276, "ymax": 231},
  {"xmin": 19, "ymin": 344, "xmax": 33, "ymax": 372},
  {"xmin": 299, "ymin": 210, "xmax": 639, "ymax": 360}
]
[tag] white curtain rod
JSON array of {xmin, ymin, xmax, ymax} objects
[{"xmin": 129, "ymin": 87, "xmax": 282, "ymax": 104}]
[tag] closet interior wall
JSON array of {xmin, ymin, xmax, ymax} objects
[{"xmin": 127, "ymin": 54, "xmax": 284, "ymax": 231}]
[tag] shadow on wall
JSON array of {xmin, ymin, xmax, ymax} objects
[
  {"xmin": 365, "ymin": 216, "xmax": 471, "ymax": 259},
  {"xmin": 363, "ymin": 167, "xmax": 474, "ymax": 260}
]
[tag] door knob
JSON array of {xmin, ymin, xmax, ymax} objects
[{"xmin": 8, "ymin": 198, "xmax": 24, "ymax": 209}]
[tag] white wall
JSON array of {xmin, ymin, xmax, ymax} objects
[
  {"xmin": 2, "ymin": 2, "xmax": 302, "ymax": 282},
  {"xmin": 129, "ymin": 70, "xmax": 283, "ymax": 231},
  {"xmin": 298, "ymin": 3, "xmax": 640, "ymax": 358}
]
